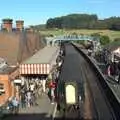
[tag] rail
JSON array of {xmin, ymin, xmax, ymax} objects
[{"xmin": 72, "ymin": 43, "xmax": 120, "ymax": 119}]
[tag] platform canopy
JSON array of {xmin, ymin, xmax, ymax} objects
[{"xmin": 20, "ymin": 46, "xmax": 59, "ymax": 75}]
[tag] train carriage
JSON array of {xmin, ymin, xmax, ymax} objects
[{"xmin": 57, "ymin": 46, "xmax": 85, "ymax": 114}]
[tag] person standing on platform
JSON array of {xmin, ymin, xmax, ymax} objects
[
  {"xmin": 117, "ymin": 61, "xmax": 120, "ymax": 84},
  {"xmin": 12, "ymin": 96, "xmax": 19, "ymax": 114},
  {"xmin": 20, "ymin": 90, "xmax": 26, "ymax": 108},
  {"xmin": 48, "ymin": 81, "xmax": 56, "ymax": 104},
  {"xmin": 107, "ymin": 64, "xmax": 111, "ymax": 76},
  {"xmin": 30, "ymin": 83, "xmax": 34, "ymax": 93},
  {"xmin": 41, "ymin": 76, "xmax": 47, "ymax": 93},
  {"xmin": 26, "ymin": 90, "xmax": 32, "ymax": 107}
]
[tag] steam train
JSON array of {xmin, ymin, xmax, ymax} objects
[{"xmin": 56, "ymin": 43, "xmax": 85, "ymax": 118}]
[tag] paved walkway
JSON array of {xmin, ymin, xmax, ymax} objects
[
  {"xmin": 105, "ymin": 76, "xmax": 120, "ymax": 103},
  {"xmin": 3, "ymin": 94, "xmax": 56, "ymax": 120}
]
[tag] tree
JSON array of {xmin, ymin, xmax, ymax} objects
[
  {"xmin": 46, "ymin": 18, "xmax": 54, "ymax": 28},
  {"xmin": 114, "ymin": 38, "xmax": 120, "ymax": 41},
  {"xmin": 34, "ymin": 14, "xmax": 120, "ymax": 31},
  {"xmin": 46, "ymin": 14, "xmax": 98, "ymax": 29},
  {"xmin": 100, "ymin": 35, "xmax": 110, "ymax": 46}
]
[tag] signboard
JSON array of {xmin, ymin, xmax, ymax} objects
[
  {"xmin": 0, "ymin": 89, "xmax": 5, "ymax": 92},
  {"xmin": 65, "ymin": 82, "xmax": 78, "ymax": 104},
  {"xmin": 14, "ymin": 79, "xmax": 21, "ymax": 84}
]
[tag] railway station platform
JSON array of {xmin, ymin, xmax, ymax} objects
[
  {"xmin": 106, "ymin": 76, "xmax": 120, "ymax": 103},
  {"xmin": 73, "ymin": 43, "xmax": 120, "ymax": 118},
  {"xmin": 2, "ymin": 45, "xmax": 59, "ymax": 120},
  {"xmin": 81, "ymin": 47, "xmax": 120, "ymax": 104},
  {"xmin": 3, "ymin": 93, "xmax": 57, "ymax": 120},
  {"xmin": 18, "ymin": 45, "xmax": 60, "ymax": 92},
  {"xmin": 84, "ymin": 50, "xmax": 120, "ymax": 104},
  {"xmin": 20, "ymin": 45, "xmax": 59, "ymax": 75},
  {"xmin": 87, "ymin": 54, "xmax": 120, "ymax": 104}
]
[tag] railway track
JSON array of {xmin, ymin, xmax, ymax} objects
[
  {"xmin": 56, "ymin": 43, "xmax": 116, "ymax": 120},
  {"xmin": 79, "ymin": 48, "xmax": 116, "ymax": 120}
]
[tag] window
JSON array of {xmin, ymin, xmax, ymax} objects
[{"xmin": 0, "ymin": 83, "xmax": 5, "ymax": 95}]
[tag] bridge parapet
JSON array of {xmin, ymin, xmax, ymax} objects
[{"xmin": 46, "ymin": 35, "xmax": 99, "ymax": 46}]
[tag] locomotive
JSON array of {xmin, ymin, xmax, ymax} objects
[{"xmin": 56, "ymin": 43, "xmax": 85, "ymax": 118}]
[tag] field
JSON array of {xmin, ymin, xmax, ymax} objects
[{"xmin": 39, "ymin": 29, "xmax": 120, "ymax": 41}]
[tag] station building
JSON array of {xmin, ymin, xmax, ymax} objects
[{"xmin": 0, "ymin": 58, "xmax": 19, "ymax": 105}]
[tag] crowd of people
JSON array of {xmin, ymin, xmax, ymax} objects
[
  {"xmin": 106, "ymin": 61, "xmax": 120, "ymax": 83},
  {"xmin": 7, "ymin": 81, "xmax": 40, "ymax": 114},
  {"xmin": 5, "ymin": 44, "xmax": 65, "ymax": 116},
  {"xmin": 20, "ymin": 84, "xmax": 38, "ymax": 108},
  {"xmin": 6, "ymin": 45, "xmax": 64, "ymax": 114},
  {"xmin": 47, "ymin": 45, "xmax": 64, "ymax": 104}
]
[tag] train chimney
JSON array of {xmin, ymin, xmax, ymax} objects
[
  {"xmin": 16, "ymin": 20, "xmax": 24, "ymax": 31},
  {"xmin": 2, "ymin": 19, "xmax": 13, "ymax": 32}
]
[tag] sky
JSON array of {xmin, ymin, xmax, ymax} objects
[{"xmin": 0, "ymin": 0, "xmax": 120, "ymax": 27}]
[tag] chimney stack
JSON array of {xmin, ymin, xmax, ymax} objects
[
  {"xmin": 16, "ymin": 20, "xmax": 24, "ymax": 31},
  {"xmin": 2, "ymin": 19, "xmax": 13, "ymax": 32}
]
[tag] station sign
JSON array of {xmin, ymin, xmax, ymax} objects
[{"xmin": 14, "ymin": 79, "xmax": 22, "ymax": 84}]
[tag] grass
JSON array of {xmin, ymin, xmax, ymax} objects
[{"xmin": 39, "ymin": 29, "xmax": 120, "ymax": 41}]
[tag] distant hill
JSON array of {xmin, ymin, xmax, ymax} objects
[
  {"xmin": 32, "ymin": 13, "xmax": 120, "ymax": 31},
  {"xmin": 30, "ymin": 24, "xmax": 46, "ymax": 30},
  {"xmin": 46, "ymin": 13, "xmax": 120, "ymax": 30}
]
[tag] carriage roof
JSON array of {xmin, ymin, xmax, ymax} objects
[{"xmin": 59, "ymin": 54, "xmax": 83, "ymax": 84}]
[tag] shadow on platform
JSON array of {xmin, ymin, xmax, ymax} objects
[
  {"xmin": 2, "ymin": 113, "xmax": 52, "ymax": 120},
  {"xmin": 2, "ymin": 113, "xmax": 84, "ymax": 120}
]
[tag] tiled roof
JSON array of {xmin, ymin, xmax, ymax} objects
[
  {"xmin": 23, "ymin": 46, "xmax": 58, "ymax": 64},
  {"xmin": 0, "ymin": 32, "xmax": 45, "ymax": 65},
  {"xmin": 0, "ymin": 65, "xmax": 18, "ymax": 74}
]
